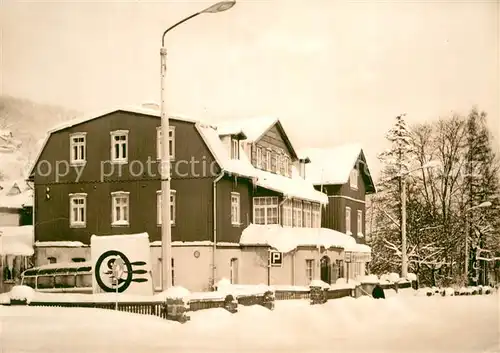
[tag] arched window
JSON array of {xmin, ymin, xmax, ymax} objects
[{"xmin": 230, "ymin": 258, "xmax": 239, "ymax": 284}]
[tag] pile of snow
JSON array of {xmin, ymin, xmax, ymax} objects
[
  {"xmin": 416, "ymin": 287, "xmax": 434, "ymax": 297},
  {"xmin": 406, "ymin": 273, "xmax": 417, "ymax": 281},
  {"xmin": 154, "ymin": 286, "xmax": 191, "ymax": 303},
  {"xmin": 442, "ymin": 288, "xmax": 455, "ymax": 296},
  {"xmin": 0, "ymin": 225, "xmax": 34, "ymax": 256},
  {"xmin": 271, "ymin": 285, "xmax": 310, "ymax": 292},
  {"xmin": 331, "ymin": 278, "xmax": 357, "ymax": 290},
  {"xmin": 357, "ymin": 274, "xmax": 379, "ymax": 284},
  {"xmin": 214, "ymin": 279, "xmax": 274, "ymax": 297},
  {"xmin": 240, "ymin": 224, "xmax": 371, "ymax": 254},
  {"xmin": 34, "ymin": 241, "xmax": 87, "ymax": 247},
  {"xmin": 309, "ymin": 280, "xmax": 330, "ymax": 289},
  {"xmin": 8, "ymin": 285, "xmax": 35, "ymax": 303}
]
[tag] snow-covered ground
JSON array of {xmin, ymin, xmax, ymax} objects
[{"xmin": 1, "ymin": 292, "xmax": 498, "ymax": 353}]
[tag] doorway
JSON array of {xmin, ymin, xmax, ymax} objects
[{"xmin": 320, "ymin": 256, "xmax": 331, "ymax": 284}]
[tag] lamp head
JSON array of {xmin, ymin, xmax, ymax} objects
[{"xmin": 201, "ymin": 1, "xmax": 236, "ymax": 13}]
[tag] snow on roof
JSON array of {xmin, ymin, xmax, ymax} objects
[
  {"xmin": 299, "ymin": 144, "xmax": 363, "ymax": 185},
  {"xmin": 35, "ymin": 241, "xmax": 87, "ymax": 248},
  {"xmin": 239, "ymin": 224, "xmax": 371, "ymax": 254},
  {"xmin": 0, "ymin": 184, "xmax": 33, "ymax": 209},
  {"xmin": 215, "ymin": 116, "xmax": 278, "ymax": 142},
  {"xmin": 254, "ymin": 168, "xmax": 328, "ymax": 204},
  {"xmin": 196, "ymin": 123, "xmax": 327, "ymax": 204},
  {"xmin": 0, "ymin": 226, "xmax": 34, "ymax": 256}
]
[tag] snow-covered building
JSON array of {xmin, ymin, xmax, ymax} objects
[
  {"xmin": 26, "ymin": 106, "xmax": 376, "ymax": 292},
  {"xmin": 0, "ymin": 179, "xmax": 33, "ymax": 227}
]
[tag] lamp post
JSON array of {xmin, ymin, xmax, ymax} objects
[
  {"xmin": 160, "ymin": 0, "xmax": 236, "ymax": 291},
  {"xmin": 464, "ymin": 201, "xmax": 491, "ymax": 286},
  {"xmin": 400, "ymin": 161, "xmax": 440, "ymax": 278}
]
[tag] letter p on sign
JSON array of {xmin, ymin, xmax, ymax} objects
[{"xmin": 270, "ymin": 251, "xmax": 283, "ymax": 267}]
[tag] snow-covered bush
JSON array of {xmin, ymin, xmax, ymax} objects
[
  {"xmin": 309, "ymin": 279, "xmax": 331, "ymax": 289},
  {"xmin": 358, "ymin": 274, "xmax": 379, "ymax": 284},
  {"xmin": 9, "ymin": 285, "xmax": 35, "ymax": 304},
  {"xmin": 406, "ymin": 273, "xmax": 417, "ymax": 281},
  {"xmin": 154, "ymin": 286, "xmax": 190, "ymax": 304}
]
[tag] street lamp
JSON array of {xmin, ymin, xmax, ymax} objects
[
  {"xmin": 160, "ymin": 0, "xmax": 236, "ymax": 291},
  {"xmin": 464, "ymin": 201, "xmax": 492, "ymax": 286},
  {"xmin": 401, "ymin": 160, "xmax": 440, "ymax": 278}
]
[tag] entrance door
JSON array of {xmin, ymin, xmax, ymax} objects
[{"xmin": 320, "ymin": 256, "xmax": 331, "ymax": 284}]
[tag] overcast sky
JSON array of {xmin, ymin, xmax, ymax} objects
[{"xmin": 1, "ymin": 0, "xmax": 499, "ymax": 178}]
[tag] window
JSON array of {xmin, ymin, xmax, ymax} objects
[
  {"xmin": 306, "ymin": 259, "xmax": 314, "ymax": 283},
  {"xmin": 350, "ymin": 168, "xmax": 359, "ymax": 189},
  {"xmin": 231, "ymin": 192, "xmax": 240, "ymax": 225},
  {"xmin": 69, "ymin": 133, "xmax": 86, "ymax": 165},
  {"xmin": 336, "ymin": 259, "xmax": 344, "ymax": 279},
  {"xmin": 256, "ymin": 147, "xmax": 263, "ymax": 168},
  {"xmin": 111, "ymin": 191, "xmax": 129, "ymax": 226},
  {"xmin": 271, "ymin": 152, "xmax": 277, "ymax": 173},
  {"xmin": 303, "ymin": 202, "xmax": 312, "ymax": 228},
  {"xmin": 293, "ymin": 200, "xmax": 303, "ymax": 227},
  {"xmin": 276, "ymin": 153, "xmax": 282, "ymax": 175},
  {"xmin": 230, "ymin": 258, "xmax": 239, "ymax": 284},
  {"xmin": 231, "ymin": 138, "xmax": 239, "ymax": 160},
  {"xmin": 72, "ymin": 257, "xmax": 86, "ymax": 263},
  {"xmin": 110, "ymin": 130, "xmax": 128, "ymax": 163},
  {"xmin": 156, "ymin": 126, "xmax": 176, "ymax": 160},
  {"xmin": 281, "ymin": 199, "xmax": 293, "ymax": 227},
  {"xmin": 312, "ymin": 203, "xmax": 321, "ymax": 228},
  {"xmin": 157, "ymin": 190, "xmax": 176, "ymax": 225},
  {"xmin": 357, "ymin": 210, "xmax": 363, "ymax": 237},
  {"xmin": 265, "ymin": 149, "xmax": 271, "ymax": 171},
  {"xmin": 69, "ymin": 193, "xmax": 87, "ymax": 227},
  {"xmin": 283, "ymin": 156, "xmax": 290, "ymax": 177},
  {"xmin": 345, "ymin": 206, "xmax": 351, "ymax": 234},
  {"xmin": 253, "ymin": 197, "xmax": 279, "ymax": 225},
  {"xmin": 48, "ymin": 257, "xmax": 57, "ymax": 264}
]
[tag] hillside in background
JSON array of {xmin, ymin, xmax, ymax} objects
[{"xmin": 0, "ymin": 96, "xmax": 79, "ymax": 181}]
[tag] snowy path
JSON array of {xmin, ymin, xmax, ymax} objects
[{"xmin": 1, "ymin": 293, "xmax": 498, "ymax": 353}]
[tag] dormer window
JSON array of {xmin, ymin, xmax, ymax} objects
[
  {"xmin": 350, "ymin": 168, "xmax": 359, "ymax": 189},
  {"xmin": 265, "ymin": 149, "xmax": 272, "ymax": 171},
  {"xmin": 231, "ymin": 138, "xmax": 239, "ymax": 160},
  {"xmin": 256, "ymin": 147, "xmax": 263, "ymax": 168}
]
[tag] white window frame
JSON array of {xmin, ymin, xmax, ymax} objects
[
  {"xmin": 303, "ymin": 201, "xmax": 312, "ymax": 228},
  {"xmin": 253, "ymin": 196, "xmax": 279, "ymax": 225},
  {"xmin": 69, "ymin": 193, "xmax": 87, "ymax": 228},
  {"xmin": 276, "ymin": 152, "xmax": 282, "ymax": 175},
  {"xmin": 312, "ymin": 203, "xmax": 321, "ymax": 228},
  {"xmin": 306, "ymin": 259, "xmax": 314, "ymax": 283},
  {"xmin": 111, "ymin": 191, "xmax": 130, "ymax": 226},
  {"xmin": 256, "ymin": 146, "xmax": 263, "ymax": 169},
  {"xmin": 345, "ymin": 206, "xmax": 351, "ymax": 235},
  {"xmin": 231, "ymin": 192, "xmax": 241, "ymax": 226},
  {"xmin": 110, "ymin": 130, "xmax": 129, "ymax": 163},
  {"xmin": 69, "ymin": 132, "xmax": 87, "ymax": 165},
  {"xmin": 357, "ymin": 210, "xmax": 363, "ymax": 237},
  {"xmin": 231, "ymin": 138, "xmax": 239, "ymax": 160},
  {"xmin": 293, "ymin": 199, "xmax": 303, "ymax": 227},
  {"xmin": 156, "ymin": 126, "xmax": 176, "ymax": 160},
  {"xmin": 265, "ymin": 149, "xmax": 272, "ymax": 171},
  {"xmin": 283, "ymin": 156, "xmax": 290, "ymax": 177},
  {"xmin": 157, "ymin": 190, "xmax": 176, "ymax": 226},
  {"xmin": 281, "ymin": 199, "xmax": 293, "ymax": 227},
  {"xmin": 350, "ymin": 168, "xmax": 359, "ymax": 190}
]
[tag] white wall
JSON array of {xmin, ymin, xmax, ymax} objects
[
  {"xmin": 0, "ymin": 211, "xmax": 20, "ymax": 226},
  {"xmin": 35, "ymin": 247, "xmax": 90, "ymax": 266}
]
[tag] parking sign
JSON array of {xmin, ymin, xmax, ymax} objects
[{"xmin": 270, "ymin": 251, "xmax": 283, "ymax": 267}]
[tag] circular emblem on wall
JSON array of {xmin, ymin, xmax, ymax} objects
[
  {"xmin": 193, "ymin": 250, "xmax": 200, "ymax": 258},
  {"xmin": 95, "ymin": 250, "xmax": 134, "ymax": 293}
]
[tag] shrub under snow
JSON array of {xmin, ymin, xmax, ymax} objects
[
  {"xmin": 309, "ymin": 279, "xmax": 331, "ymax": 289},
  {"xmin": 154, "ymin": 286, "xmax": 190, "ymax": 302},
  {"xmin": 406, "ymin": 273, "xmax": 417, "ymax": 281},
  {"xmin": 9, "ymin": 285, "xmax": 35, "ymax": 304}
]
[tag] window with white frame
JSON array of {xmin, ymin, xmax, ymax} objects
[
  {"xmin": 265, "ymin": 149, "xmax": 271, "ymax": 171},
  {"xmin": 253, "ymin": 197, "xmax": 279, "ymax": 225},
  {"xmin": 303, "ymin": 202, "xmax": 312, "ymax": 227},
  {"xmin": 276, "ymin": 152, "xmax": 282, "ymax": 175},
  {"xmin": 69, "ymin": 193, "xmax": 87, "ymax": 227},
  {"xmin": 231, "ymin": 192, "xmax": 240, "ymax": 225},
  {"xmin": 110, "ymin": 130, "xmax": 128, "ymax": 163},
  {"xmin": 357, "ymin": 210, "xmax": 363, "ymax": 236},
  {"xmin": 281, "ymin": 199, "xmax": 293, "ymax": 227},
  {"xmin": 157, "ymin": 190, "xmax": 176, "ymax": 225},
  {"xmin": 256, "ymin": 146, "xmax": 263, "ymax": 168},
  {"xmin": 312, "ymin": 203, "xmax": 321, "ymax": 228},
  {"xmin": 111, "ymin": 191, "xmax": 129, "ymax": 226},
  {"xmin": 306, "ymin": 259, "xmax": 314, "ymax": 283},
  {"xmin": 231, "ymin": 138, "xmax": 239, "ymax": 160},
  {"xmin": 350, "ymin": 168, "xmax": 359, "ymax": 189},
  {"xmin": 156, "ymin": 127, "xmax": 176, "ymax": 160},
  {"xmin": 292, "ymin": 200, "xmax": 303, "ymax": 227},
  {"xmin": 69, "ymin": 133, "xmax": 86, "ymax": 165},
  {"xmin": 345, "ymin": 206, "xmax": 351, "ymax": 234},
  {"xmin": 283, "ymin": 156, "xmax": 290, "ymax": 177}
]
